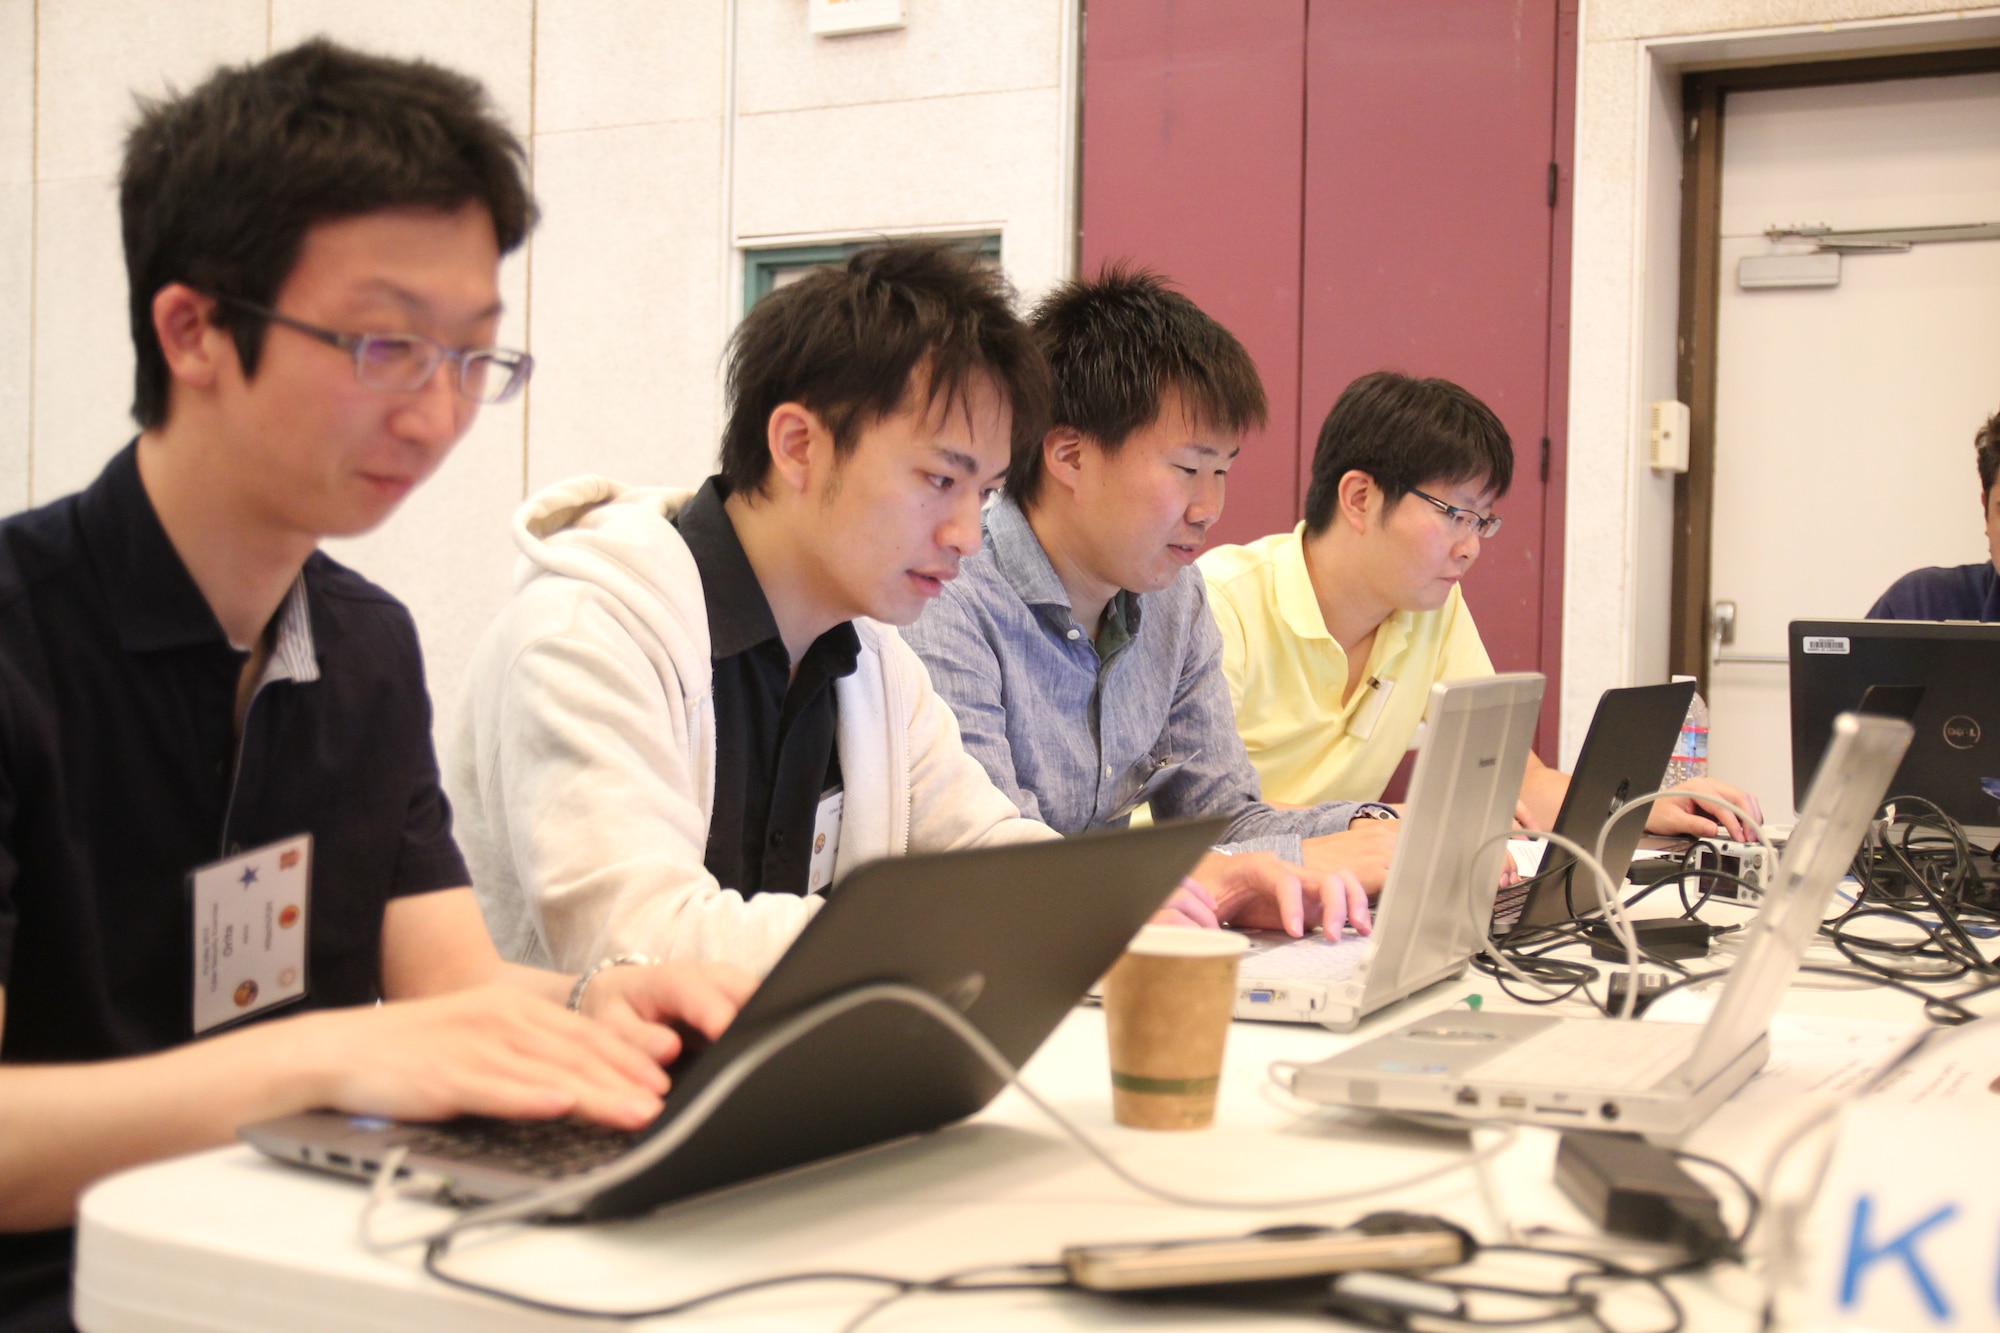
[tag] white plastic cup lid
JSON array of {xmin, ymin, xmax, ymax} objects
[{"xmin": 1123, "ymin": 924, "xmax": 1252, "ymax": 958}]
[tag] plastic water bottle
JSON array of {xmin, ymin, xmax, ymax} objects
[{"xmin": 1662, "ymin": 676, "xmax": 1709, "ymax": 789}]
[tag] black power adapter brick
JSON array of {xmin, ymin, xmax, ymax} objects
[
  {"xmin": 1553, "ymin": 1130, "xmax": 1734, "ymax": 1261},
  {"xmin": 1583, "ymin": 919, "xmax": 1714, "ymax": 961},
  {"xmin": 1604, "ymin": 972, "xmax": 1671, "ymax": 1016}
]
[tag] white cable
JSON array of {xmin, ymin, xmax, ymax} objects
[
  {"xmin": 1468, "ymin": 828, "xmax": 1629, "ymax": 1011},
  {"xmin": 1483, "ymin": 790, "xmax": 1773, "ymax": 1018},
  {"xmin": 366, "ymin": 984, "xmax": 1519, "ymax": 1258},
  {"xmin": 1597, "ymin": 790, "xmax": 1772, "ymax": 1016}
]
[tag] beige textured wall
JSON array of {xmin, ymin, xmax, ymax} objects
[{"xmin": 0, "ymin": 0, "xmax": 1080, "ymax": 749}]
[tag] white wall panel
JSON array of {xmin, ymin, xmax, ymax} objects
[
  {"xmin": 271, "ymin": 0, "xmax": 535, "ymax": 137},
  {"xmin": 735, "ymin": 88, "xmax": 1065, "ymax": 300},
  {"xmin": 0, "ymin": 179, "xmax": 30, "ymax": 517},
  {"xmin": 36, "ymin": 0, "xmax": 266, "ymax": 183},
  {"xmin": 1590, "ymin": 0, "xmax": 1969, "ymax": 42},
  {"xmin": 0, "ymin": 0, "xmax": 34, "ymax": 514},
  {"xmin": 527, "ymin": 118, "xmax": 727, "ymax": 492},
  {"xmin": 30, "ymin": 173, "xmax": 131, "ymax": 503},
  {"xmin": 535, "ymin": 0, "xmax": 724, "ymax": 134},
  {"xmin": 736, "ymin": 0, "xmax": 1059, "ymax": 114}
]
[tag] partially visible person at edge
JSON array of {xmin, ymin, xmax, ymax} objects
[
  {"xmin": 904, "ymin": 267, "xmax": 1381, "ymax": 939},
  {"xmin": 1199, "ymin": 370, "xmax": 1761, "ymax": 840},
  {"xmin": 0, "ymin": 42, "xmax": 747, "ymax": 1331},
  {"xmin": 1867, "ymin": 405, "xmax": 2000, "ymax": 622}
]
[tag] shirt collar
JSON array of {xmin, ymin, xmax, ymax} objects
[
  {"xmin": 985, "ymin": 497, "xmax": 1074, "ymax": 614},
  {"xmin": 674, "ymin": 476, "xmax": 789, "ymax": 660},
  {"xmin": 76, "ymin": 442, "xmax": 238, "ymax": 654},
  {"xmin": 987, "ymin": 495, "xmax": 1148, "ymax": 643},
  {"xmin": 1274, "ymin": 523, "xmax": 1335, "ymax": 643},
  {"xmin": 260, "ymin": 574, "xmax": 321, "ymax": 686},
  {"xmin": 1277, "ymin": 522, "xmax": 1418, "ymax": 676}
]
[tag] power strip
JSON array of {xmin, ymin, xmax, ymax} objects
[{"xmin": 1689, "ymin": 838, "xmax": 1775, "ymax": 904}]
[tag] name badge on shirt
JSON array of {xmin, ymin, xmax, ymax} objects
[
  {"xmin": 807, "ymin": 787, "xmax": 843, "ymax": 895},
  {"xmin": 1346, "ymin": 676, "xmax": 1397, "ymax": 742},
  {"xmin": 190, "ymin": 834, "xmax": 311, "ymax": 1035}
]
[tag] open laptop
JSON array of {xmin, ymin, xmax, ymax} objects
[
  {"xmin": 242, "ymin": 817, "xmax": 1225, "ymax": 1220},
  {"xmin": 1492, "ymin": 679, "xmax": 1697, "ymax": 934},
  {"xmin": 1292, "ymin": 711, "xmax": 1912, "ymax": 1139},
  {"xmin": 1233, "ymin": 673, "xmax": 1543, "ymax": 1031},
  {"xmin": 1791, "ymin": 618, "xmax": 2000, "ymax": 830}
]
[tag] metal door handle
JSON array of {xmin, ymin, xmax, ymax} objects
[{"xmin": 1709, "ymin": 599, "xmax": 1786, "ymax": 665}]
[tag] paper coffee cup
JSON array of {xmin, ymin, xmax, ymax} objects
[{"xmin": 1102, "ymin": 925, "xmax": 1249, "ymax": 1131}]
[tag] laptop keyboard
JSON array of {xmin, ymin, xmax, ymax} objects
[
  {"xmin": 1472, "ymin": 1020, "xmax": 1701, "ymax": 1091},
  {"xmin": 402, "ymin": 1117, "xmax": 642, "ymax": 1180},
  {"xmin": 1240, "ymin": 933, "xmax": 1370, "ymax": 981}
]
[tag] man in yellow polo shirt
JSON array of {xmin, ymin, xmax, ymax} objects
[{"xmin": 1201, "ymin": 371, "xmax": 1756, "ymax": 839}]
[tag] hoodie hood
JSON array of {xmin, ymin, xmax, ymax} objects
[{"xmin": 511, "ymin": 473, "xmax": 708, "ymax": 673}]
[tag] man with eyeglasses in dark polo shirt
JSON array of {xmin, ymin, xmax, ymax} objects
[{"xmin": 0, "ymin": 42, "xmax": 746, "ymax": 1331}]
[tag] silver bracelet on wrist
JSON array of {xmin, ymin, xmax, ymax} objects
[{"xmin": 566, "ymin": 953, "xmax": 658, "ymax": 1013}]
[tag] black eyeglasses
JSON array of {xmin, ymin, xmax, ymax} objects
[
  {"xmin": 215, "ymin": 295, "xmax": 534, "ymax": 405},
  {"xmin": 1407, "ymin": 486, "xmax": 1503, "ymax": 539}
]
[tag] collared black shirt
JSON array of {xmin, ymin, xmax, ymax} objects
[
  {"xmin": 0, "ymin": 444, "xmax": 470, "ymax": 1317},
  {"xmin": 675, "ymin": 479, "xmax": 858, "ymax": 898}
]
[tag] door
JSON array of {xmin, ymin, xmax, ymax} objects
[{"xmin": 1705, "ymin": 72, "xmax": 2000, "ymax": 821}]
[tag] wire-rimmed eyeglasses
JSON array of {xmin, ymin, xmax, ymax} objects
[
  {"xmin": 1407, "ymin": 486, "xmax": 1503, "ymax": 539},
  {"xmin": 215, "ymin": 295, "xmax": 534, "ymax": 405}
]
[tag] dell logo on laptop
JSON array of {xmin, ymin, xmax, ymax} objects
[{"xmin": 1943, "ymin": 715, "xmax": 1981, "ymax": 750}]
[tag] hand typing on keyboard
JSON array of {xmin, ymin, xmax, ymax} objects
[
  {"xmin": 1176, "ymin": 850, "xmax": 1373, "ymax": 942},
  {"xmin": 572, "ymin": 960, "xmax": 755, "ymax": 1072}
]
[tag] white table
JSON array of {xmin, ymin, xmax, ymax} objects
[{"xmin": 74, "ymin": 913, "xmax": 1954, "ymax": 1333}]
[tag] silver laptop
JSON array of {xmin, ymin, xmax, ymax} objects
[
  {"xmin": 1234, "ymin": 673, "xmax": 1543, "ymax": 1031},
  {"xmin": 1292, "ymin": 712, "xmax": 1913, "ymax": 1138}
]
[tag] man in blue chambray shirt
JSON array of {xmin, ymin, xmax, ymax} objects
[{"xmin": 903, "ymin": 269, "xmax": 1395, "ymax": 941}]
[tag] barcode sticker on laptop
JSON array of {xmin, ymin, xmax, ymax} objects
[{"xmin": 1802, "ymin": 636, "xmax": 1849, "ymax": 655}]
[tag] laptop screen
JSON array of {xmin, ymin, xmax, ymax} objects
[{"xmin": 1790, "ymin": 619, "xmax": 2000, "ymax": 828}]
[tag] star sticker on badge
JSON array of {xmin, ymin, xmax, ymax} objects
[{"xmin": 239, "ymin": 866, "xmax": 259, "ymax": 887}]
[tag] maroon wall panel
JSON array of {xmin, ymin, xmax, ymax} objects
[
  {"xmin": 1079, "ymin": 1, "xmax": 1309, "ymax": 546},
  {"xmin": 1299, "ymin": 2, "xmax": 1560, "ymax": 686}
]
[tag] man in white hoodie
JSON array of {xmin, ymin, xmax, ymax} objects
[
  {"xmin": 452, "ymin": 244, "xmax": 1062, "ymax": 978},
  {"xmin": 453, "ymin": 243, "xmax": 1336, "ymax": 978}
]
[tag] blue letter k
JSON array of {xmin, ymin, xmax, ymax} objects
[{"xmin": 1839, "ymin": 1194, "xmax": 1956, "ymax": 1320}]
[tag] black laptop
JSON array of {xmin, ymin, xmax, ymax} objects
[
  {"xmin": 1791, "ymin": 619, "xmax": 2000, "ymax": 829},
  {"xmin": 1493, "ymin": 679, "xmax": 1696, "ymax": 933},
  {"xmin": 242, "ymin": 817, "xmax": 1225, "ymax": 1220}
]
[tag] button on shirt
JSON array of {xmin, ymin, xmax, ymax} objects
[
  {"xmin": 902, "ymin": 497, "xmax": 1359, "ymax": 861},
  {"xmin": 0, "ymin": 443, "xmax": 470, "ymax": 1306},
  {"xmin": 675, "ymin": 479, "xmax": 859, "ymax": 898}
]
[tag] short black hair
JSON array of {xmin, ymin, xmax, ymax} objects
[
  {"xmin": 1978, "ymin": 406, "xmax": 1999, "ymax": 501},
  {"xmin": 1011, "ymin": 266, "xmax": 1266, "ymax": 509},
  {"xmin": 719, "ymin": 240, "xmax": 1050, "ymax": 495},
  {"xmin": 1303, "ymin": 371, "xmax": 1514, "ymax": 535},
  {"xmin": 121, "ymin": 38, "xmax": 537, "ymax": 428}
]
